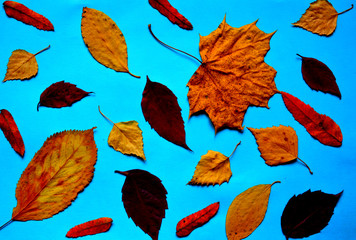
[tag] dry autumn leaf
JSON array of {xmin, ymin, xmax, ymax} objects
[
  {"xmin": 293, "ymin": 0, "xmax": 353, "ymax": 36},
  {"xmin": 0, "ymin": 128, "xmax": 97, "ymax": 230},
  {"xmin": 248, "ymin": 125, "xmax": 312, "ymax": 174},
  {"xmin": 226, "ymin": 181, "xmax": 280, "ymax": 240},
  {"xmin": 81, "ymin": 7, "xmax": 139, "ymax": 78},
  {"xmin": 149, "ymin": 17, "xmax": 278, "ymax": 132},
  {"xmin": 99, "ymin": 106, "xmax": 145, "ymax": 160},
  {"xmin": 66, "ymin": 217, "xmax": 113, "ymax": 238},
  {"xmin": 3, "ymin": 45, "xmax": 50, "ymax": 82},
  {"xmin": 188, "ymin": 142, "xmax": 240, "ymax": 186}
]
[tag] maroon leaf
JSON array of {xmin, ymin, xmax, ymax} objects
[
  {"xmin": 0, "ymin": 109, "xmax": 25, "ymax": 157},
  {"xmin": 37, "ymin": 81, "xmax": 92, "ymax": 110},
  {"xmin": 141, "ymin": 76, "xmax": 190, "ymax": 150},
  {"xmin": 115, "ymin": 169, "xmax": 168, "ymax": 240},
  {"xmin": 297, "ymin": 54, "xmax": 341, "ymax": 98},
  {"xmin": 66, "ymin": 217, "xmax": 113, "ymax": 238},
  {"xmin": 281, "ymin": 190, "xmax": 342, "ymax": 239}
]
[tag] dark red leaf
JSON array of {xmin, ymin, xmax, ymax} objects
[
  {"xmin": 148, "ymin": 0, "xmax": 193, "ymax": 30},
  {"xmin": 3, "ymin": 1, "xmax": 54, "ymax": 31},
  {"xmin": 281, "ymin": 92, "xmax": 342, "ymax": 147},
  {"xmin": 66, "ymin": 217, "xmax": 113, "ymax": 238},
  {"xmin": 176, "ymin": 202, "xmax": 219, "ymax": 237},
  {"xmin": 141, "ymin": 76, "xmax": 190, "ymax": 150},
  {"xmin": 0, "ymin": 109, "xmax": 25, "ymax": 157},
  {"xmin": 115, "ymin": 169, "xmax": 168, "ymax": 240},
  {"xmin": 281, "ymin": 190, "xmax": 342, "ymax": 239},
  {"xmin": 297, "ymin": 54, "xmax": 341, "ymax": 99},
  {"xmin": 37, "ymin": 81, "xmax": 92, "ymax": 110}
]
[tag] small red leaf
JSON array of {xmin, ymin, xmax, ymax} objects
[
  {"xmin": 281, "ymin": 92, "xmax": 342, "ymax": 147},
  {"xmin": 176, "ymin": 202, "xmax": 219, "ymax": 237},
  {"xmin": 37, "ymin": 81, "xmax": 92, "ymax": 110},
  {"xmin": 3, "ymin": 1, "xmax": 54, "ymax": 31},
  {"xmin": 148, "ymin": 0, "xmax": 193, "ymax": 30},
  {"xmin": 66, "ymin": 217, "xmax": 113, "ymax": 238},
  {"xmin": 0, "ymin": 109, "xmax": 25, "ymax": 157}
]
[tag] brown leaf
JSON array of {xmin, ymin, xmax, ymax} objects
[{"xmin": 66, "ymin": 217, "xmax": 113, "ymax": 238}]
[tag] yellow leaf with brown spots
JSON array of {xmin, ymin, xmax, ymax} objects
[{"xmin": 226, "ymin": 181, "xmax": 280, "ymax": 240}]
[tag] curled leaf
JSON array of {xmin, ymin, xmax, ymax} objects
[{"xmin": 66, "ymin": 217, "xmax": 113, "ymax": 238}]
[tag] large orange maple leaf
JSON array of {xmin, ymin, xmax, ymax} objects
[{"xmin": 187, "ymin": 17, "xmax": 278, "ymax": 132}]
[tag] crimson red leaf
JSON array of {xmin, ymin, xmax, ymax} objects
[
  {"xmin": 141, "ymin": 76, "xmax": 190, "ymax": 150},
  {"xmin": 115, "ymin": 169, "xmax": 168, "ymax": 240},
  {"xmin": 281, "ymin": 190, "xmax": 342, "ymax": 239},
  {"xmin": 281, "ymin": 92, "xmax": 342, "ymax": 147},
  {"xmin": 37, "ymin": 81, "xmax": 92, "ymax": 110},
  {"xmin": 297, "ymin": 54, "xmax": 341, "ymax": 99},
  {"xmin": 176, "ymin": 202, "xmax": 219, "ymax": 237},
  {"xmin": 66, "ymin": 217, "xmax": 113, "ymax": 238},
  {"xmin": 148, "ymin": 0, "xmax": 193, "ymax": 30},
  {"xmin": 3, "ymin": 1, "xmax": 54, "ymax": 31},
  {"xmin": 0, "ymin": 109, "xmax": 25, "ymax": 157}
]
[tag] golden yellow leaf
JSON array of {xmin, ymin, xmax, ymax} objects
[
  {"xmin": 9, "ymin": 128, "xmax": 97, "ymax": 223},
  {"xmin": 293, "ymin": 0, "xmax": 353, "ymax": 36},
  {"xmin": 3, "ymin": 45, "xmax": 50, "ymax": 82},
  {"xmin": 226, "ymin": 181, "xmax": 280, "ymax": 240},
  {"xmin": 81, "ymin": 7, "xmax": 139, "ymax": 78},
  {"xmin": 188, "ymin": 142, "xmax": 240, "ymax": 186},
  {"xmin": 248, "ymin": 125, "xmax": 312, "ymax": 174},
  {"xmin": 99, "ymin": 107, "xmax": 145, "ymax": 160}
]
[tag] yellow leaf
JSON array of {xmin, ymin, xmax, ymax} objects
[
  {"xmin": 293, "ymin": 0, "xmax": 354, "ymax": 36},
  {"xmin": 81, "ymin": 7, "xmax": 139, "ymax": 78},
  {"xmin": 226, "ymin": 181, "xmax": 280, "ymax": 240},
  {"xmin": 248, "ymin": 125, "xmax": 312, "ymax": 174},
  {"xmin": 99, "ymin": 107, "xmax": 145, "ymax": 160},
  {"xmin": 188, "ymin": 142, "xmax": 240, "ymax": 186},
  {"xmin": 10, "ymin": 128, "xmax": 97, "ymax": 222},
  {"xmin": 3, "ymin": 45, "xmax": 50, "ymax": 82}
]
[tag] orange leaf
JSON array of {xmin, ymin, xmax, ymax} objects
[{"xmin": 66, "ymin": 217, "xmax": 113, "ymax": 238}]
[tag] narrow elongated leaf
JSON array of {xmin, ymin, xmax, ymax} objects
[
  {"xmin": 226, "ymin": 181, "xmax": 280, "ymax": 240},
  {"xmin": 0, "ymin": 109, "xmax": 25, "ymax": 157},
  {"xmin": 66, "ymin": 217, "xmax": 113, "ymax": 238},
  {"xmin": 297, "ymin": 54, "xmax": 341, "ymax": 98},
  {"xmin": 176, "ymin": 202, "xmax": 219, "ymax": 237},
  {"xmin": 81, "ymin": 7, "xmax": 139, "ymax": 78},
  {"xmin": 148, "ymin": 0, "xmax": 193, "ymax": 30},
  {"xmin": 3, "ymin": 1, "xmax": 54, "ymax": 31},
  {"xmin": 115, "ymin": 169, "xmax": 168, "ymax": 240},
  {"xmin": 37, "ymin": 81, "xmax": 92, "ymax": 110},
  {"xmin": 281, "ymin": 190, "xmax": 342, "ymax": 239},
  {"xmin": 281, "ymin": 92, "xmax": 342, "ymax": 147},
  {"xmin": 141, "ymin": 76, "xmax": 190, "ymax": 150}
]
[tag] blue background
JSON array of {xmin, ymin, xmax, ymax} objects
[{"xmin": 0, "ymin": 0, "xmax": 355, "ymax": 239}]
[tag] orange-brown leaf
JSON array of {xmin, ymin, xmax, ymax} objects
[{"xmin": 66, "ymin": 217, "xmax": 113, "ymax": 238}]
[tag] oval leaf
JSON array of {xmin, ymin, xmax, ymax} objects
[
  {"xmin": 66, "ymin": 217, "xmax": 113, "ymax": 238},
  {"xmin": 81, "ymin": 7, "xmax": 139, "ymax": 78},
  {"xmin": 281, "ymin": 92, "xmax": 342, "ymax": 147},
  {"xmin": 141, "ymin": 76, "xmax": 190, "ymax": 150},
  {"xmin": 226, "ymin": 181, "xmax": 280, "ymax": 240},
  {"xmin": 281, "ymin": 190, "xmax": 342, "ymax": 239},
  {"xmin": 176, "ymin": 202, "xmax": 219, "ymax": 237},
  {"xmin": 115, "ymin": 169, "xmax": 168, "ymax": 240}
]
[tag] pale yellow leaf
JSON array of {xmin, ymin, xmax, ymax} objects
[
  {"xmin": 81, "ymin": 7, "xmax": 139, "ymax": 78},
  {"xmin": 226, "ymin": 181, "xmax": 280, "ymax": 240}
]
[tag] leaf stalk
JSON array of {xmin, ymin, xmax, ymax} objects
[
  {"xmin": 228, "ymin": 141, "xmax": 241, "ymax": 158},
  {"xmin": 297, "ymin": 157, "xmax": 313, "ymax": 175},
  {"xmin": 0, "ymin": 219, "xmax": 13, "ymax": 231},
  {"xmin": 34, "ymin": 45, "xmax": 50, "ymax": 56},
  {"xmin": 338, "ymin": 4, "xmax": 353, "ymax": 15}
]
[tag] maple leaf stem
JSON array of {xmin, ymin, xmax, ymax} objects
[
  {"xmin": 115, "ymin": 170, "xmax": 128, "ymax": 176},
  {"xmin": 338, "ymin": 4, "xmax": 353, "ymax": 15},
  {"xmin": 228, "ymin": 141, "xmax": 241, "ymax": 158},
  {"xmin": 148, "ymin": 24, "xmax": 202, "ymax": 64},
  {"xmin": 297, "ymin": 157, "xmax": 313, "ymax": 175},
  {"xmin": 34, "ymin": 45, "xmax": 50, "ymax": 56},
  {"xmin": 0, "ymin": 219, "xmax": 13, "ymax": 231}
]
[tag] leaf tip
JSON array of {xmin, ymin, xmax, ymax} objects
[{"xmin": 115, "ymin": 170, "xmax": 129, "ymax": 176}]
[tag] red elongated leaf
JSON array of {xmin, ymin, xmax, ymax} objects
[
  {"xmin": 3, "ymin": 1, "xmax": 54, "ymax": 31},
  {"xmin": 141, "ymin": 76, "xmax": 190, "ymax": 150},
  {"xmin": 115, "ymin": 169, "xmax": 168, "ymax": 240},
  {"xmin": 281, "ymin": 190, "xmax": 342, "ymax": 239},
  {"xmin": 0, "ymin": 109, "xmax": 25, "ymax": 157},
  {"xmin": 297, "ymin": 54, "xmax": 341, "ymax": 99},
  {"xmin": 176, "ymin": 202, "xmax": 219, "ymax": 237},
  {"xmin": 66, "ymin": 217, "xmax": 113, "ymax": 238},
  {"xmin": 281, "ymin": 92, "xmax": 342, "ymax": 147},
  {"xmin": 148, "ymin": 0, "xmax": 193, "ymax": 30},
  {"xmin": 37, "ymin": 81, "xmax": 92, "ymax": 110}
]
